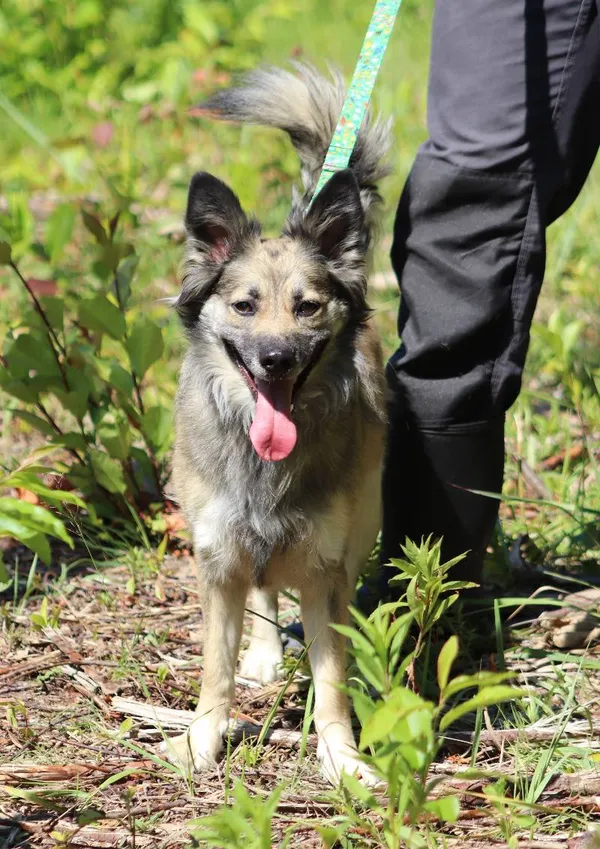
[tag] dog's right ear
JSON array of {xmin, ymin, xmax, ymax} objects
[{"xmin": 176, "ymin": 172, "xmax": 259, "ymax": 327}]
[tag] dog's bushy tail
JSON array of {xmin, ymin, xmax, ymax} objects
[{"xmin": 199, "ymin": 63, "xmax": 392, "ymax": 222}]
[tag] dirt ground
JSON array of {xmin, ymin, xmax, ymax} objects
[{"xmin": 2, "ymin": 548, "xmax": 600, "ymax": 848}]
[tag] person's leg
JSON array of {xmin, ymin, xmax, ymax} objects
[{"xmin": 382, "ymin": 0, "xmax": 600, "ymax": 589}]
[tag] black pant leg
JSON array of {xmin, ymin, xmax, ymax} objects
[{"xmin": 382, "ymin": 0, "xmax": 600, "ymax": 585}]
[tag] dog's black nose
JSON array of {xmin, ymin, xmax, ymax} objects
[{"xmin": 259, "ymin": 345, "xmax": 296, "ymax": 378}]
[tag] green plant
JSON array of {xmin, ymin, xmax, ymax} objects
[
  {"xmin": 482, "ymin": 778, "xmax": 535, "ymax": 849},
  {"xmin": 324, "ymin": 542, "xmax": 524, "ymax": 847},
  {"xmin": 333, "ymin": 605, "xmax": 524, "ymax": 848},
  {"xmin": 387, "ymin": 535, "xmax": 476, "ymax": 689},
  {"xmin": 189, "ymin": 780, "xmax": 293, "ymax": 848},
  {"xmin": 0, "ymin": 458, "xmax": 84, "ymax": 584},
  {"xmin": 0, "ymin": 202, "xmax": 171, "ymax": 547},
  {"xmin": 0, "ymin": 0, "xmax": 299, "ymax": 116}
]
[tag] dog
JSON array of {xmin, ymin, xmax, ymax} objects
[{"xmin": 165, "ymin": 65, "xmax": 391, "ymax": 784}]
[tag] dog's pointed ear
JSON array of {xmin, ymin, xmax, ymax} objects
[
  {"xmin": 302, "ymin": 170, "xmax": 366, "ymax": 261},
  {"xmin": 176, "ymin": 172, "xmax": 259, "ymax": 327},
  {"xmin": 286, "ymin": 170, "xmax": 369, "ymax": 317},
  {"xmin": 185, "ymin": 172, "xmax": 249, "ymax": 261}
]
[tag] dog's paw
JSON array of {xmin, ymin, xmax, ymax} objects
[
  {"xmin": 160, "ymin": 725, "xmax": 223, "ymax": 773},
  {"xmin": 317, "ymin": 737, "xmax": 380, "ymax": 787},
  {"xmin": 239, "ymin": 642, "xmax": 284, "ymax": 685}
]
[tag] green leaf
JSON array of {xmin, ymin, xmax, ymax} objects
[
  {"xmin": 94, "ymin": 359, "xmax": 134, "ymax": 397},
  {"xmin": 156, "ymin": 533, "xmax": 168, "ymax": 563},
  {"xmin": 0, "ymin": 241, "xmax": 12, "ymax": 264},
  {"xmin": 98, "ymin": 416, "xmax": 131, "ymax": 461},
  {"xmin": 0, "ymin": 366, "xmax": 39, "ymax": 403},
  {"xmin": 49, "ymin": 431, "xmax": 88, "ymax": 453},
  {"xmin": 13, "ymin": 410, "xmax": 57, "ymax": 437},
  {"xmin": 46, "ymin": 204, "xmax": 76, "ymax": 263},
  {"xmin": 98, "ymin": 241, "xmax": 133, "ymax": 274},
  {"xmin": 4, "ymin": 471, "xmax": 84, "ymax": 508},
  {"xmin": 440, "ymin": 580, "xmax": 479, "ymax": 592},
  {"xmin": 314, "ymin": 824, "xmax": 349, "ymax": 848},
  {"xmin": 76, "ymin": 808, "xmax": 105, "ymax": 827},
  {"xmin": 340, "ymin": 771, "xmax": 382, "ymax": 811},
  {"xmin": 440, "ymin": 686, "xmax": 526, "ymax": 732},
  {"xmin": 423, "ymin": 795, "xmax": 460, "ymax": 823},
  {"xmin": 360, "ymin": 688, "xmax": 428, "ymax": 749},
  {"xmin": 7, "ymin": 332, "xmax": 61, "ymax": 377},
  {"xmin": 82, "ymin": 210, "xmax": 108, "ymax": 244},
  {"xmin": 442, "ymin": 670, "xmax": 515, "ymax": 701},
  {"xmin": 89, "ymin": 449, "xmax": 127, "ymax": 494},
  {"xmin": 53, "ymin": 387, "xmax": 89, "ymax": 420},
  {"xmin": 3, "ymin": 786, "xmax": 65, "ymax": 812},
  {"xmin": 0, "ymin": 521, "xmax": 51, "ymax": 564},
  {"xmin": 78, "ymin": 294, "xmax": 126, "ymax": 340},
  {"xmin": 0, "ymin": 554, "xmax": 12, "ymax": 591},
  {"xmin": 39, "ymin": 296, "xmax": 64, "ymax": 332},
  {"xmin": 360, "ymin": 701, "xmax": 405, "ymax": 749},
  {"xmin": 427, "ymin": 592, "xmax": 459, "ymax": 627},
  {"xmin": 126, "ymin": 318, "xmax": 164, "ymax": 377},
  {"xmin": 437, "ymin": 635, "xmax": 459, "ymax": 692},
  {"xmin": 142, "ymin": 405, "xmax": 171, "ymax": 452},
  {"xmin": 113, "ymin": 253, "xmax": 138, "ymax": 307},
  {"xmin": 109, "ymin": 365, "xmax": 134, "ymax": 398},
  {"xmin": 0, "ymin": 497, "xmax": 72, "ymax": 546}
]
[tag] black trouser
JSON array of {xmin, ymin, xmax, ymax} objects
[{"xmin": 382, "ymin": 0, "xmax": 600, "ymax": 585}]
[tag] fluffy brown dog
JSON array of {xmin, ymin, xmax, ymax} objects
[{"xmin": 165, "ymin": 65, "xmax": 390, "ymax": 784}]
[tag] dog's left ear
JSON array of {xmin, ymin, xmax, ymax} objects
[
  {"xmin": 301, "ymin": 170, "xmax": 367, "ymax": 262},
  {"xmin": 176, "ymin": 172, "xmax": 259, "ymax": 327},
  {"xmin": 286, "ymin": 170, "xmax": 369, "ymax": 314}
]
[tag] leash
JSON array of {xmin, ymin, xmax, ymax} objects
[{"xmin": 310, "ymin": 0, "xmax": 402, "ymax": 203}]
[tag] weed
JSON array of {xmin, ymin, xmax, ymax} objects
[{"xmin": 190, "ymin": 780, "xmax": 292, "ymax": 848}]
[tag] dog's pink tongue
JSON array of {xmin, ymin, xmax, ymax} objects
[{"xmin": 249, "ymin": 379, "xmax": 297, "ymax": 462}]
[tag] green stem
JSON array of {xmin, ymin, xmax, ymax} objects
[
  {"xmin": 10, "ymin": 260, "xmax": 70, "ymax": 393},
  {"xmin": 35, "ymin": 402, "xmax": 85, "ymax": 465},
  {"xmin": 10, "ymin": 260, "xmax": 66, "ymax": 356},
  {"xmin": 111, "ymin": 254, "xmax": 163, "ymax": 496}
]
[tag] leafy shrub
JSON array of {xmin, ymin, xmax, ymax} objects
[
  {"xmin": 0, "ymin": 0, "xmax": 299, "ymax": 112},
  {"xmin": 0, "ymin": 200, "xmax": 170, "ymax": 544},
  {"xmin": 0, "ymin": 459, "xmax": 84, "ymax": 586},
  {"xmin": 190, "ymin": 781, "xmax": 292, "ymax": 848}
]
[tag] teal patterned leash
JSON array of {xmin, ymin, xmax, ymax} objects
[{"xmin": 310, "ymin": 0, "xmax": 402, "ymax": 204}]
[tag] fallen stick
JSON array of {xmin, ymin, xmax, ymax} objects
[
  {"xmin": 7, "ymin": 821, "xmax": 154, "ymax": 848},
  {"xmin": 0, "ymin": 760, "xmax": 152, "ymax": 783},
  {"xmin": 59, "ymin": 665, "xmax": 114, "ymax": 715},
  {"xmin": 0, "ymin": 650, "xmax": 63, "ymax": 681},
  {"xmin": 426, "ymin": 763, "xmax": 600, "ymax": 796},
  {"xmin": 111, "ymin": 696, "xmax": 318, "ymax": 749},
  {"xmin": 445, "ymin": 720, "xmax": 597, "ymax": 750}
]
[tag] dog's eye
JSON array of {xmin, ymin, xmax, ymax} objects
[
  {"xmin": 296, "ymin": 300, "xmax": 320, "ymax": 318},
  {"xmin": 232, "ymin": 301, "xmax": 255, "ymax": 316}
]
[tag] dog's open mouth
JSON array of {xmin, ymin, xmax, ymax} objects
[{"xmin": 223, "ymin": 340, "xmax": 326, "ymax": 462}]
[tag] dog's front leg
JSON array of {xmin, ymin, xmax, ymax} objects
[
  {"xmin": 301, "ymin": 571, "xmax": 374, "ymax": 786},
  {"xmin": 240, "ymin": 588, "xmax": 284, "ymax": 684},
  {"xmin": 163, "ymin": 576, "xmax": 248, "ymax": 772}
]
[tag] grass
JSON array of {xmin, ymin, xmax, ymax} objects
[{"xmin": 1, "ymin": 0, "xmax": 600, "ymax": 846}]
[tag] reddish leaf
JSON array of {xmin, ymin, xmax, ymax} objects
[
  {"xmin": 15, "ymin": 488, "xmax": 40, "ymax": 506},
  {"xmin": 91, "ymin": 121, "xmax": 114, "ymax": 147},
  {"xmin": 164, "ymin": 511, "xmax": 186, "ymax": 535},
  {"xmin": 138, "ymin": 104, "xmax": 154, "ymax": 123},
  {"xmin": 27, "ymin": 278, "xmax": 57, "ymax": 296}
]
